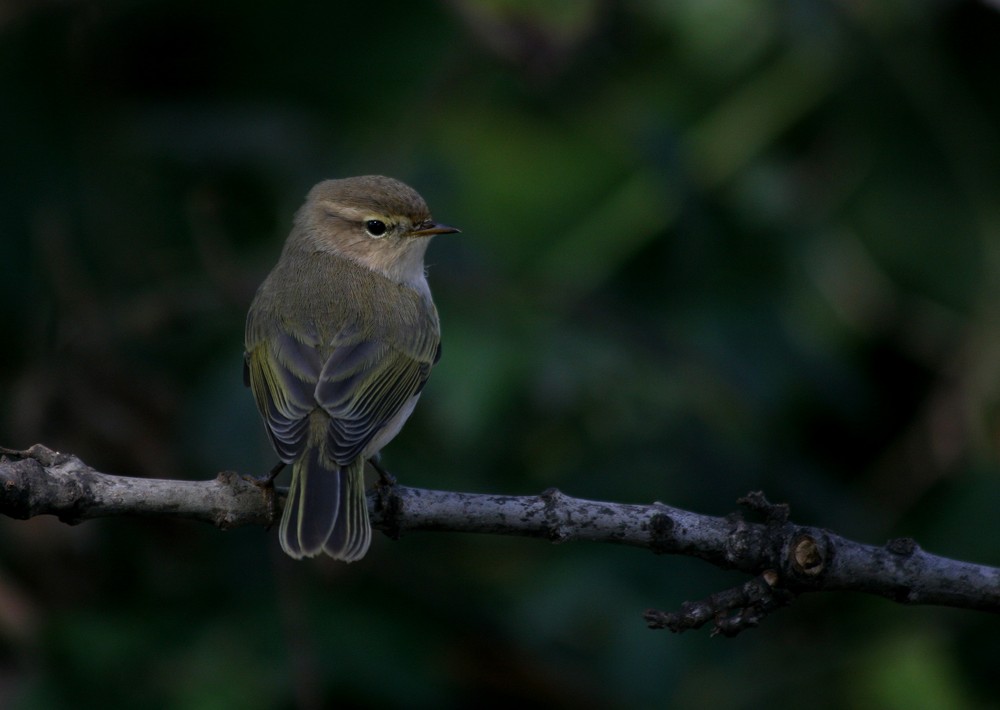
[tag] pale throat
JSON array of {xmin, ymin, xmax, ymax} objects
[{"xmin": 360, "ymin": 238, "xmax": 432, "ymax": 294}]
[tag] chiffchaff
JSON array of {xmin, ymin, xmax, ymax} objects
[{"xmin": 245, "ymin": 175, "xmax": 458, "ymax": 560}]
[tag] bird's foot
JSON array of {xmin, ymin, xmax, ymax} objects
[
  {"xmin": 369, "ymin": 456, "xmax": 397, "ymax": 489},
  {"xmin": 243, "ymin": 461, "xmax": 286, "ymax": 489},
  {"xmin": 241, "ymin": 461, "xmax": 285, "ymax": 527}
]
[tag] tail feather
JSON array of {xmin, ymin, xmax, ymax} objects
[
  {"xmin": 278, "ymin": 448, "xmax": 370, "ymax": 561},
  {"xmin": 325, "ymin": 460, "xmax": 371, "ymax": 562}
]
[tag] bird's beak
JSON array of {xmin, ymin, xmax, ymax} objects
[{"xmin": 410, "ymin": 220, "xmax": 461, "ymax": 237}]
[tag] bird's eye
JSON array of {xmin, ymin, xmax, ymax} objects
[{"xmin": 364, "ymin": 219, "xmax": 388, "ymax": 237}]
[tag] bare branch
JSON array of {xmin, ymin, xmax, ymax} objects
[
  {"xmin": 3, "ymin": 444, "xmax": 999, "ymax": 635},
  {"xmin": 0, "ymin": 444, "xmax": 274, "ymax": 527}
]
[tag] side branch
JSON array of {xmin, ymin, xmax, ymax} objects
[{"xmin": 3, "ymin": 444, "xmax": 999, "ymax": 632}]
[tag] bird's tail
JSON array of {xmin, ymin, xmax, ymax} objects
[{"xmin": 279, "ymin": 447, "xmax": 371, "ymax": 561}]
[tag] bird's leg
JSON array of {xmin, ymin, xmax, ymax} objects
[
  {"xmin": 369, "ymin": 454, "xmax": 397, "ymax": 488},
  {"xmin": 242, "ymin": 461, "xmax": 286, "ymax": 527},
  {"xmin": 244, "ymin": 460, "xmax": 286, "ymax": 489}
]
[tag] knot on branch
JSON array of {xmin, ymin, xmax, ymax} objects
[
  {"xmin": 885, "ymin": 537, "xmax": 920, "ymax": 556},
  {"xmin": 790, "ymin": 533, "xmax": 827, "ymax": 577},
  {"xmin": 541, "ymin": 487, "xmax": 572, "ymax": 542},
  {"xmin": 0, "ymin": 445, "xmax": 90, "ymax": 523},
  {"xmin": 647, "ymin": 503, "xmax": 676, "ymax": 554},
  {"xmin": 732, "ymin": 491, "xmax": 832, "ymax": 583},
  {"xmin": 724, "ymin": 491, "xmax": 792, "ymax": 568}
]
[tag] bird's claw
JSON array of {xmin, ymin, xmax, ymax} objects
[{"xmin": 241, "ymin": 461, "xmax": 286, "ymax": 527}]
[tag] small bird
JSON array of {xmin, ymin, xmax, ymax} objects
[{"xmin": 244, "ymin": 175, "xmax": 458, "ymax": 561}]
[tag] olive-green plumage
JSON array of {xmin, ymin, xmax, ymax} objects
[{"xmin": 244, "ymin": 175, "xmax": 457, "ymax": 560}]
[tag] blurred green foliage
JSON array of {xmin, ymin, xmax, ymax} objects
[{"xmin": 2, "ymin": 0, "xmax": 1000, "ymax": 707}]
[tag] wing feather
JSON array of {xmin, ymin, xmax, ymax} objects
[
  {"xmin": 246, "ymin": 264, "xmax": 439, "ymax": 468},
  {"xmin": 317, "ymin": 339, "xmax": 432, "ymax": 465},
  {"xmin": 246, "ymin": 329, "xmax": 322, "ymax": 462}
]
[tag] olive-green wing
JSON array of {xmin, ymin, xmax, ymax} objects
[
  {"xmin": 315, "ymin": 332, "xmax": 436, "ymax": 465},
  {"xmin": 244, "ymin": 328, "xmax": 323, "ymax": 463},
  {"xmin": 246, "ymin": 319, "xmax": 438, "ymax": 467}
]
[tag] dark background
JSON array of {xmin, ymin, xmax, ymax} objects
[{"xmin": 3, "ymin": 1, "xmax": 1000, "ymax": 707}]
